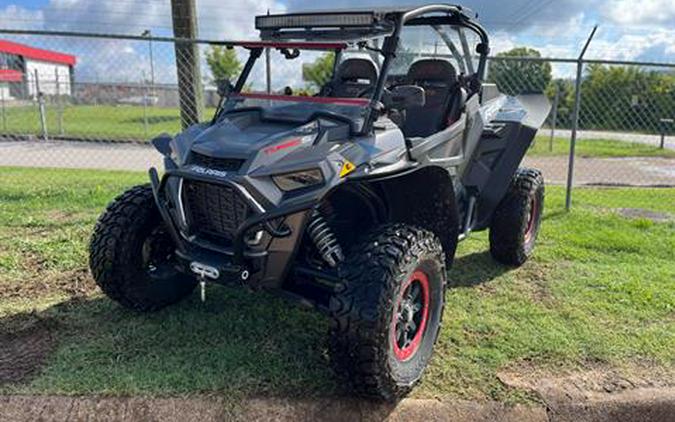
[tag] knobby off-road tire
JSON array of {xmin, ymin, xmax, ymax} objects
[
  {"xmin": 489, "ymin": 168, "xmax": 545, "ymax": 266},
  {"xmin": 329, "ymin": 224, "xmax": 446, "ymax": 401},
  {"xmin": 89, "ymin": 184, "xmax": 197, "ymax": 312}
]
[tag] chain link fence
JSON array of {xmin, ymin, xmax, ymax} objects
[
  {"xmin": 1, "ymin": 29, "xmax": 674, "ymax": 210},
  {"xmin": 486, "ymin": 55, "xmax": 675, "ymax": 212}
]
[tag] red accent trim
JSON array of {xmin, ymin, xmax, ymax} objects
[
  {"xmin": 524, "ymin": 196, "xmax": 538, "ymax": 243},
  {"xmin": 237, "ymin": 92, "xmax": 369, "ymax": 106},
  {"xmin": 237, "ymin": 41, "xmax": 347, "ymax": 50},
  {"xmin": 264, "ymin": 138, "xmax": 302, "ymax": 155},
  {"xmin": 0, "ymin": 39, "xmax": 76, "ymax": 66},
  {"xmin": 0, "ymin": 69, "xmax": 22, "ymax": 82},
  {"xmin": 391, "ymin": 270, "xmax": 430, "ymax": 362}
]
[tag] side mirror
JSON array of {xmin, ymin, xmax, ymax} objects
[
  {"xmin": 389, "ymin": 85, "xmax": 425, "ymax": 109},
  {"xmin": 151, "ymin": 133, "xmax": 173, "ymax": 156},
  {"xmin": 216, "ymin": 78, "xmax": 234, "ymax": 97}
]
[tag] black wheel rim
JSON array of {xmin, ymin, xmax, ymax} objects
[{"xmin": 142, "ymin": 225, "xmax": 178, "ymax": 280}]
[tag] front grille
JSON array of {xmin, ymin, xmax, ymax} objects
[
  {"xmin": 182, "ymin": 180, "xmax": 252, "ymax": 244},
  {"xmin": 188, "ymin": 152, "xmax": 245, "ymax": 172}
]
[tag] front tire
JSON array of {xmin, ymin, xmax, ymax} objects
[
  {"xmin": 329, "ymin": 224, "xmax": 446, "ymax": 401},
  {"xmin": 489, "ymin": 168, "xmax": 545, "ymax": 266},
  {"xmin": 89, "ymin": 184, "xmax": 197, "ymax": 312}
]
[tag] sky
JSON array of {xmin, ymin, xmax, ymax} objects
[{"xmin": 0, "ymin": 0, "xmax": 673, "ymax": 83}]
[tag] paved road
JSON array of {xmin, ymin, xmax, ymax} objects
[
  {"xmin": 0, "ymin": 140, "xmax": 161, "ymax": 171},
  {"xmin": 523, "ymin": 155, "xmax": 675, "ymax": 186},
  {"xmin": 1, "ymin": 139, "xmax": 674, "ymax": 186}
]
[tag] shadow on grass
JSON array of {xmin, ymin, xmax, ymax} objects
[
  {"xmin": 0, "ymin": 256, "xmax": 508, "ymax": 408},
  {"xmin": 0, "ymin": 286, "xmax": 347, "ymax": 399},
  {"xmin": 542, "ymin": 208, "xmax": 567, "ymax": 221},
  {"xmin": 448, "ymin": 251, "xmax": 509, "ymax": 288}
]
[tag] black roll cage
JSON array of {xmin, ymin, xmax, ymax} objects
[{"xmin": 216, "ymin": 5, "xmax": 490, "ymax": 136}]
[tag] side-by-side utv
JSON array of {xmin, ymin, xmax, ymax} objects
[{"xmin": 90, "ymin": 5, "xmax": 550, "ymax": 401}]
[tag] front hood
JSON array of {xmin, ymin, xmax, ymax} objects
[
  {"xmin": 178, "ymin": 111, "xmax": 366, "ymax": 177},
  {"xmin": 170, "ymin": 111, "xmax": 408, "ymax": 191}
]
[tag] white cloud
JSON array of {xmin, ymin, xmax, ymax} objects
[
  {"xmin": 607, "ymin": 0, "xmax": 675, "ymax": 26},
  {"xmin": 0, "ymin": 4, "xmax": 44, "ymax": 29},
  {"xmin": 1, "ymin": 0, "xmax": 673, "ymax": 86},
  {"xmin": 584, "ymin": 28, "xmax": 675, "ymax": 62}
]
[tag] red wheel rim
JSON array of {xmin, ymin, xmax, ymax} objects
[
  {"xmin": 391, "ymin": 270, "xmax": 430, "ymax": 362},
  {"xmin": 524, "ymin": 196, "xmax": 539, "ymax": 243}
]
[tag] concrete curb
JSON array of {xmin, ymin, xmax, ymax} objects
[{"xmin": 1, "ymin": 389, "xmax": 673, "ymax": 421}]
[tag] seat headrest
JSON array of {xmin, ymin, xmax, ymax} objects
[
  {"xmin": 336, "ymin": 58, "xmax": 378, "ymax": 84},
  {"xmin": 407, "ymin": 59, "xmax": 456, "ymax": 84}
]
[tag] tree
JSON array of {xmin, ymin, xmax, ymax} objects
[
  {"xmin": 578, "ymin": 64, "xmax": 675, "ymax": 133},
  {"xmin": 488, "ymin": 47, "xmax": 552, "ymax": 96},
  {"xmin": 205, "ymin": 46, "xmax": 242, "ymax": 82},
  {"xmin": 545, "ymin": 78, "xmax": 575, "ymax": 128},
  {"xmin": 302, "ymin": 52, "xmax": 335, "ymax": 90}
]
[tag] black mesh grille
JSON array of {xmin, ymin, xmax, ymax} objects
[
  {"xmin": 182, "ymin": 180, "xmax": 252, "ymax": 244},
  {"xmin": 188, "ymin": 152, "xmax": 244, "ymax": 172}
]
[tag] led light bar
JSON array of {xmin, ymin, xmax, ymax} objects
[{"xmin": 256, "ymin": 12, "xmax": 377, "ymax": 30}]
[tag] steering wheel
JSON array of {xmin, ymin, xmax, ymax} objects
[{"xmin": 356, "ymin": 86, "xmax": 376, "ymax": 98}]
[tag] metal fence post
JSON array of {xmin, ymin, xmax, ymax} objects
[
  {"xmin": 660, "ymin": 118, "xmax": 673, "ymax": 149},
  {"xmin": 565, "ymin": 26, "xmax": 597, "ymax": 211},
  {"xmin": 34, "ymin": 69, "xmax": 48, "ymax": 141},
  {"xmin": 0, "ymin": 84, "xmax": 6, "ymax": 133},
  {"xmin": 142, "ymin": 72, "xmax": 149, "ymax": 138},
  {"xmin": 549, "ymin": 83, "xmax": 560, "ymax": 152},
  {"xmin": 265, "ymin": 47, "xmax": 272, "ymax": 94},
  {"xmin": 55, "ymin": 68, "xmax": 64, "ymax": 135}
]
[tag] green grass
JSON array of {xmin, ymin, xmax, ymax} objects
[
  {"xmin": 1, "ymin": 105, "xmax": 215, "ymax": 141},
  {"xmin": 2, "ymin": 104, "xmax": 673, "ymax": 159},
  {"xmin": 0, "ymin": 167, "xmax": 673, "ymax": 402},
  {"xmin": 529, "ymin": 136, "xmax": 675, "ymax": 158}
]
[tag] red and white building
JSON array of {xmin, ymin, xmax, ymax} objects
[{"xmin": 0, "ymin": 39, "xmax": 76, "ymax": 100}]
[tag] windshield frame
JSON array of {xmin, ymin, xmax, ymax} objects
[
  {"xmin": 212, "ymin": 6, "xmax": 490, "ymax": 136},
  {"xmin": 213, "ymin": 43, "xmax": 376, "ymax": 133}
]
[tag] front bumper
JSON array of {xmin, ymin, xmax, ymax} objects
[{"xmin": 149, "ymin": 167, "xmax": 314, "ymax": 287}]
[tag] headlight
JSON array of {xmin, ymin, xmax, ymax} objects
[{"xmin": 272, "ymin": 169, "xmax": 324, "ymax": 192}]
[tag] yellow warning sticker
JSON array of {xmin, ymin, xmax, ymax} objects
[{"xmin": 339, "ymin": 160, "xmax": 356, "ymax": 177}]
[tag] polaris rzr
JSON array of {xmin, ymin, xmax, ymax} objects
[{"xmin": 90, "ymin": 5, "xmax": 549, "ymax": 401}]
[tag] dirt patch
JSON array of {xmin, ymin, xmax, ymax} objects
[
  {"xmin": 0, "ymin": 315, "xmax": 58, "ymax": 385},
  {"xmin": 617, "ymin": 208, "xmax": 672, "ymax": 223},
  {"xmin": 0, "ymin": 263, "xmax": 96, "ymax": 301},
  {"xmin": 515, "ymin": 263, "xmax": 557, "ymax": 305},
  {"xmin": 498, "ymin": 364, "xmax": 675, "ymax": 397}
]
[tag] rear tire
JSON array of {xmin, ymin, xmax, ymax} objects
[
  {"xmin": 489, "ymin": 168, "xmax": 544, "ymax": 266},
  {"xmin": 89, "ymin": 184, "xmax": 197, "ymax": 312},
  {"xmin": 329, "ymin": 224, "xmax": 446, "ymax": 401}
]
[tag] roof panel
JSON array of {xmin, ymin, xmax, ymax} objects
[{"xmin": 0, "ymin": 39, "xmax": 76, "ymax": 66}]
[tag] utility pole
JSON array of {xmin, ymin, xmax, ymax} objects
[{"xmin": 170, "ymin": 0, "xmax": 203, "ymax": 128}]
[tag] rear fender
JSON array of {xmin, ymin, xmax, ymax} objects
[{"xmin": 463, "ymin": 94, "xmax": 551, "ymax": 230}]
